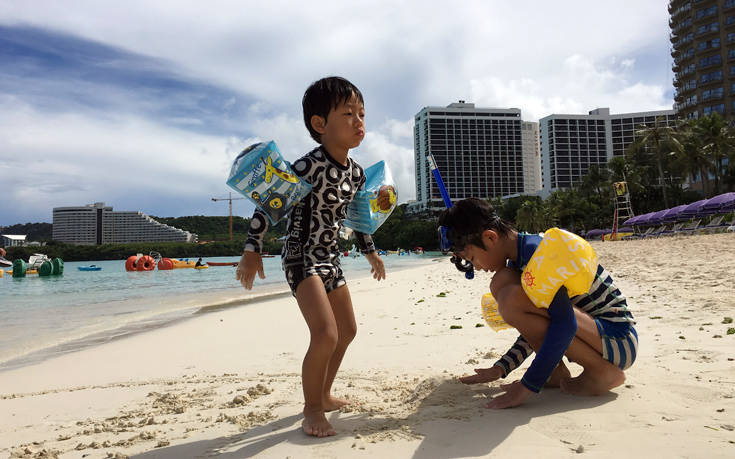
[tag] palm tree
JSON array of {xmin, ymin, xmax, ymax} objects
[
  {"xmin": 626, "ymin": 116, "xmax": 682, "ymax": 208},
  {"xmin": 690, "ymin": 112, "xmax": 735, "ymax": 195},
  {"xmin": 578, "ymin": 165, "xmax": 611, "ymax": 202},
  {"xmin": 515, "ymin": 199, "xmax": 555, "ymax": 233},
  {"xmin": 675, "ymin": 119, "xmax": 713, "ymax": 197}
]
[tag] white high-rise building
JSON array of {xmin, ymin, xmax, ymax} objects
[
  {"xmin": 408, "ymin": 102, "xmax": 526, "ymax": 215},
  {"xmin": 52, "ymin": 202, "xmax": 197, "ymax": 245},
  {"xmin": 521, "ymin": 121, "xmax": 542, "ymax": 193},
  {"xmin": 539, "ymin": 108, "xmax": 677, "ymax": 195}
]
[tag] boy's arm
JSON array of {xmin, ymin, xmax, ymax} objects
[
  {"xmin": 354, "ymin": 231, "xmax": 376, "ymax": 254},
  {"xmin": 493, "ymin": 335, "xmax": 535, "ymax": 377},
  {"xmin": 244, "ymin": 209, "xmax": 270, "ymax": 253},
  {"xmin": 520, "ymin": 286, "xmax": 577, "ymax": 393}
]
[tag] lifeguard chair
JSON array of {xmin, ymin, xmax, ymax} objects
[{"xmin": 610, "ymin": 181, "xmax": 634, "ymax": 240}]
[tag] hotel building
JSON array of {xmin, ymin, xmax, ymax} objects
[
  {"xmin": 408, "ymin": 102, "xmax": 532, "ymax": 215},
  {"xmin": 52, "ymin": 202, "xmax": 197, "ymax": 245},
  {"xmin": 539, "ymin": 108, "xmax": 678, "ymax": 194},
  {"xmin": 669, "ymin": 0, "xmax": 735, "ymax": 120},
  {"xmin": 521, "ymin": 121, "xmax": 542, "ymax": 193}
]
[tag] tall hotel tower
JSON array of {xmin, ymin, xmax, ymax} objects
[
  {"xmin": 409, "ymin": 102, "xmax": 528, "ymax": 215},
  {"xmin": 670, "ymin": 0, "xmax": 735, "ymax": 119},
  {"xmin": 539, "ymin": 108, "xmax": 677, "ymax": 194}
]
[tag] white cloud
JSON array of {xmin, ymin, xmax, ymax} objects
[{"xmin": 0, "ymin": 0, "xmax": 674, "ymax": 223}]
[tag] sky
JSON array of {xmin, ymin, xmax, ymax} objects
[{"xmin": 0, "ymin": 0, "xmax": 674, "ymax": 226}]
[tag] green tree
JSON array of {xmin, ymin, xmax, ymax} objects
[
  {"xmin": 515, "ymin": 198, "xmax": 555, "ymax": 233},
  {"xmin": 690, "ymin": 112, "xmax": 735, "ymax": 195},
  {"xmin": 626, "ymin": 116, "xmax": 682, "ymax": 208}
]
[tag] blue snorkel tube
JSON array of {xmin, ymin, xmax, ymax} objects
[{"xmin": 427, "ymin": 154, "xmax": 475, "ymax": 280}]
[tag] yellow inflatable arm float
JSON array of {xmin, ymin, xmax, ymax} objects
[
  {"xmin": 480, "ymin": 228, "xmax": 598, "ymax": 330},
  {"xmin": 520, "ymin": 228, "xmax": 598, "ymax": 309}
]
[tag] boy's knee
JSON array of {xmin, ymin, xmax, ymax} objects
[
  {"xmin": 311, "ymin": 325, "xmax": 339, "ymax": 350},
  {"xmin": 340, "ymin": 323, "xmax": 357, "ymax": 344},
  {"xmin": 490, "ymin": 268, "xmax": 519, "ymax": 298}
]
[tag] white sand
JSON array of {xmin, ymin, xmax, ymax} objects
[{"xmin": 1, "ymin": 233, "xmax": 735, "ymax": 458}]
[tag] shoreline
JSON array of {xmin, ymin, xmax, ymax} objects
[{"xmin": 0, "ymin": 260, "xmax": 441, "ymax": 374}]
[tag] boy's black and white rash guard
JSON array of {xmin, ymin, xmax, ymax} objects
[{"xmin": 244, "ymin": 146, "xmax": 375, "ymax": 270}]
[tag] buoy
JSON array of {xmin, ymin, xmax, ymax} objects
[
  {"xmin": 125, "ymin": 255, "xmax": 138, "ymax": 271},
  {"xmin": 158, "ymin": 257, "xmax": 174, "ymax": 270},
  {"xmin": 136, "ymin": 255, "xmax": 155, "ymax": 271},
  {"xmin": 12, "ymin": 259, "xmax": 27, "ymax": 278}
]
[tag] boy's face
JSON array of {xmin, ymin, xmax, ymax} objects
[
  {"xmin": 458, "ymin": 230, "xmax": 506, "ymax": 273},
  {"xmin": 314, "ymin": 93, "xmax": 365, "ymax": 149}
]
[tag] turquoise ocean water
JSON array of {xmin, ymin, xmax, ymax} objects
[{"xmin": 0, "ymin": 254, "xmax": 438, "ymax": 371}]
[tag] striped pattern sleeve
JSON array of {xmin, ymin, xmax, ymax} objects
[
  {"xmin": 570, "ymin": 265, "xmax": 635, "ymax": 325},
  {"xmin": 493, "ymin": 335, "xmax": 534, "ymax": 377}
]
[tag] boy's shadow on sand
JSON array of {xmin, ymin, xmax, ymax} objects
[{"xmin": 131, "ymin": 379, "xmax": 616, "ymax": 458}]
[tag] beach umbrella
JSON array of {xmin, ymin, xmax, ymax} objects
[
  {"xmin": 678, "ymin": 199, "xmax": 707, "ymax": 220},
  {"xmin": 647, "ymin": 209, "xmax": 670, "ymax": 225},
  {"xmin": 699, "ymin": 192, "xmax": 735, "ymax": 215},
  {"xmin": 623, "ymin": 215, "xmax": 640, "ymax": 225},
  {"xmin": 662, "ymin": 204, "xmax": 689, "ymax": 222},
  {"xmin": 632, "ymin": 212, "xmax": 655, "ymax": 226}
]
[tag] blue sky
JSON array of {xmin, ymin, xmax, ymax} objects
[{"xmin": 0, "ymin": 0, "xmax": 673, "ymax": 226}]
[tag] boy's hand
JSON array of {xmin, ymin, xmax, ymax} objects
[
  {"xmin": 376, "ymin": 185, "xmax": 395, "ymax": 211},
  {"xmin": 485, "ymin": 380, "xmax": 533, "ymax": 409},
  {"xmin": 236, "ymin": 251, "xmax": 265, "ymax": 290},
  {"xmin": 459, "ymin": 366, "xmax": 504, "ymax": 384},
  {"xmin": 365, "ymin": 252, "xmax": 386, "ymax": 281}
]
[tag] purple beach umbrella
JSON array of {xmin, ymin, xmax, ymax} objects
[
  {"xmin": 679, "ymin": 199, "xmax": 707, "ymax": 220},
  {"xmin": 662, "ymin": 204, "xmax": 689, "ymax": 222},
  {"xmin": 699, "ymin": 192, "xmax": 735, "ymax": 215},
  {"xmin": 647, "ymin": 209, "xmax": 670, "ymax": 225}
]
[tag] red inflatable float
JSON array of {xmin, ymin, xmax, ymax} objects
[
  {"xmin": 157, "ymin": 258, "xmax": 174, "ymax": 270},
  {"xmin": 125, "ymin": 255, "xmax": 156, "ymax": 271}
]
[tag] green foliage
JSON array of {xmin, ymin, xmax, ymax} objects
[
  {"xmin": 371, "ymin": 204, "xmax": 438, "ymax": 251},
  {"xmin": 0, "ymin": 222, "xmax": 52, "ymax": 241}
]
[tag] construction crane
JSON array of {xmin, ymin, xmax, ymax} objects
[{"xmin": 211, "ymin": 192, "xmax": 245, "ymax": 241}]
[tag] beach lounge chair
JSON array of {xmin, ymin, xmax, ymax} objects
[
  {"xmin": 657, "ymin": 222, "xmax": 684, "ymax": 237},
  {"xmin": 676, "ymin": 218, "xmax": 702, "ymax": 235},
  {"xmin": 707, "ymin": 214, "xmax": 735, "ymax": 234},
  {"xmin": 643, "ymin": 225, "xmax": 667, "ymax": 238},
  {"xmin": 698, "ymin": 215, "xmax": 725, "ymax": 234}
]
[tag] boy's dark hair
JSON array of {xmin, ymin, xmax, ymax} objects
[
  {"xmin": 438, "ymin": 197, "xmax": 514, "ymax": 252},
  {"xmin": 302, "ymin": 76, "xmax": 364, "ymax": 143}
]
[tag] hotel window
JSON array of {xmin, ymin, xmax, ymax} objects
[{"xmin": 695, "ymin": 5, "xmax": 717, "ymax": 20}]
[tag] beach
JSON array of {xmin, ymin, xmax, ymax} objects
[{"xmin": 1, "ymin": 233, "xmax": 735, "ymax": 458}]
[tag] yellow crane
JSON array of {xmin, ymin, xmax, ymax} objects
[{"xmin": 211, "ymin": 192, "xmax": 245, "ymax": 241}]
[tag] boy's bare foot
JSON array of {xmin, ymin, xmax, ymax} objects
[
  {"xmin": 302, "ymin": 407, "xmax": 336, "ymax": 437},
  {"xmin": 544, "ymin": 361, "xmax": 572, "ymax": 388},
  {"xmin": 323, "ymin": 395, "xmax": 350, "ymax": 412},
  {"xmin": 560, "ymin": 367, "xmax": 625, "ymax": 396}
]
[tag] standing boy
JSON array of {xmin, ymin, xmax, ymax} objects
[{"xmin": 237, "ymin": 76, "xmax": 388, "ymax": 437}]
